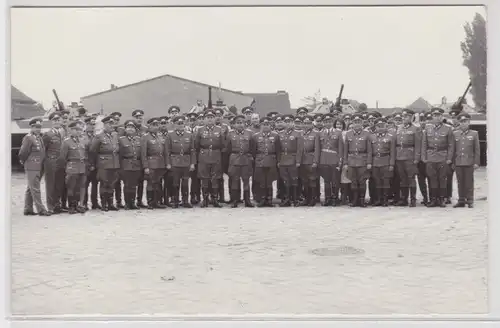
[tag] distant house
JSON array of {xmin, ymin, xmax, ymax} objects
[
  {"xmin": 80, "ymin": 74, "xmax": 290, "ymax": 119},
  {"xmin": 406, "ymin": 97, "xmax": 433, "ymax": 112},
  {"xmin": 244, "ymin": 91, "xmax": 291, "ymax": 115},
  {"xmin": 11, "ymin": 86, "xmax": 45, "ymax": 120}
]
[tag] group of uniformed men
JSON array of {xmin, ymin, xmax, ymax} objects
[{"xmin": 18, "ymin": 102, "xmax": 481, "ymax": 216}]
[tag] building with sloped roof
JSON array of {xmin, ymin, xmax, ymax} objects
[
  {"xmin": 406, "ymin": 97, "xmax": 433, "ymax": 112},
  {"xmin": 244, "ymin": 91, "xmax": 291, "ymax": 115},
  {"xmin": 81, "ymin": 74, "xmax": 291, "ymax": 119},
  {"xmin": 11, "ymin": 85, "xmax": 45, "ymax": 120}
]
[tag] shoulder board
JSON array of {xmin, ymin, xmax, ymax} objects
[
  {"xmin": 119, "ymin": 136, "xmax": 127, "ymax": 138},
  {"xmin": 64, "ymin": 137, "xmax": 71, "ymax": 141}
]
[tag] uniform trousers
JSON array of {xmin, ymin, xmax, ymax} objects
[
  {"xmin": 455, "ymin": 166, "xmax": 474, "ymax": 204},
  {"xmin": 279, "ymin": 165, "xmax": 299, "ymax": 187},
  {"xmin": 122, "ymin": 170, "xmax": 141, "ymax": 195},
  {"xmin": 84, "ymin": 168, "xmax": 99, "ymax": 206},
  {"xmin": 228, "ymin": 164, "xmax": 252, "ymax": 190},
  {"xmin": 425, "ymin": 162, "xmax": 449, "ymax": 197},
  {"xmin": 43, "ymin": 159, "xmax": 64, "ymax": 211},
  {"xmin": 372, "ymin": 166, "xmax": 393, "ymax": 189},
  {"xmin": 300, "ymin": 165, "xmax": 318, "ymax": 188},
  {"xmin": 97, "ymin": 168, "xmax": 119, "ymax": 194},
  {"xmin": 24, "ymin": 170, "xmax": 47, "ymax": 213},
  {"xmin": 198, "ymin": 162, "xmax": 222, "ymax": 189},
  {"xmin": 396, "ymin": 160, "xmax": 418, "ymax": 188},
  {"xmin": 66, "ymin": 173, "xmax": 86, "ymax": 203}
]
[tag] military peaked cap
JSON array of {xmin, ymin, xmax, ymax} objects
[
  {"xmin": 457, "ymin": 112, "xmax": 471, "ymax": 120},
  {"xmin": 242, "ymin": 106, "xmax": 254, "ymax": 114},
  {"xmin": 48, "ymin": 112, "xmax": 61, "ymax": 121},
  {"xmin": 132, "ymin": 109, "xmax": 144, "ymax": 117},
  {"xmin": 168, "ymin": 106, "xmax": 181, "ymax": 114},
  {"xmin": 296, "ymin": 107, "xmax": 308, "ymax": 114},
  {"xmin": 147, "ymin": 117, "xmax": 160, "ymax": 124},
  {"xmin": 101, "ymin": 116, "xmax": 115, "ymax": 124},
  {"xmin": 29, "ymin": 117, "xmax": 43, "ymax": 126},
  {"xmin": 110, "ymin": 112, "xmax": 122, "ymax": 117},
  {"xmin": 431, "ymin": 107, "xmax": 445, "ymax": 114}
]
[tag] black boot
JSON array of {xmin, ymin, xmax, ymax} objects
[
  {"xmin": 212, "ymin": 189, "xmax": 222, "ymax": 208},
  {"xmin": 100, "ymin": 194, "xmax": 109, "ymax": 212},
  {"xmin": 243, "ymin": 190, "xmax": 254, "ymax": 207},
  {"xmin": 382, "ymin": 189, "xmax": 389, "ymax": 207},
  {"xmin": 68, "ymin": 198, "xmax": 77, "ymax": 214},
  {"xmin": 453, "ymin": 199, "xmax": 466, "ymax": 208},
  {"xmin": 218, "ymin": 179, "xmax": 226, "ymax": 203},
  {"xmin": 265, "ymin": 187, "xmax": 274, "ymax": 207},
  {"xmin": 201, "ymin": 190, "xmax": 210, "ymax": 208},
  {"xmin": 439, "ymin": 189, "xmax": 447, "ymax": 207},
  {"xmin": 108, "ymin": 194, "xmax": 119, "ymax": 211},
  {"xmin": 181, "ymin": 191, "xmax": 192, "ymax": 208},
  {"xmin": 427, "ymin": 189, "xmax": 438, "ymax": 207},
  {"xmin": 409, "ymin": 186, "xmax": 417, "ymax": 207},
  {"xmin": 308, "ymin": 186, "xmax": 317, "ymax": 207},
  {"xmin": 373, "ymin": 188, "xmax": 382, "ymax": 206},
  {"xmin": 331, "ymin": 186, "xmax": 339, "ymax": 206},
  {"xmin": 350, "ymin": 188, "xmax": 358, "ymax": 207},
  {"xmin": 340, "ymin": 184, "xmax": 348, "ymax": 205},
  {"xmin": 171, "ymin": 187, "xmax": 179, "ymax": 208},
  {"xmin": 257, "ymin": 187, "xmax": 267, "ymax": 207},
  {"xmin": 300, "ymin": 187, "xmax": 309, "ymax": 206},
  {"xmin": 230, "ymin": 189, "xmax": 239, "ymax": 208},
  {"xmin": 323, "ymin": 183, "xmax": 332, "ymax": 206},
  {"xmin": 396, "ymin": 187, "xmax": 409, "ymax": 206},
  {"xmin": 147, "ymin": 190, "xmax": 155, "ymax": 209},
  {"xmin": 156, "ymin": 187, "xmax": 168, "ymax": 209}
]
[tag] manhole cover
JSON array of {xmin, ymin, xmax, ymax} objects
[{"xmin": 310, "ymin": 246, "xmax": 365, "ymax": 256}]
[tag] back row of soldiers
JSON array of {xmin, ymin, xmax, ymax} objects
[{"xmin": 19, "ymin": 103, "xmax": 480, "ymax": 216}]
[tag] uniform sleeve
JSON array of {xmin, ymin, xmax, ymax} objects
[
  {"xmin": 140, "ymin": 135, "xmax": 149, "ymax": 169},
  {"xmin": 343, "ymin": 132, "xmax": 349, "ymax": 165},
  {"xmin": 474, "ymin": 131, "xmax": 481, "ymax": 166},
  {"xmin": 414, "ymin": 126, "xmax": 422, "ymax": 162},
  {"xmin": 164, "ymin": 134, "xmax": 172, "ymax": 166},
  {"xmin": 194, "ymin": 129, "xmax": 201, "ymax": 152},
  {"xmin": 447, "ymin": 127, "xmax": 454, "ymax": 162},
  {"xmin": 274, "ymin": 134, "xmax": 281, "ymax": 158},
  {"xmin": 389, "ymin": 135, "xmax": 396, "ymax": 166},
  {"xmin": 59, "ymin": 139, "xmax": 69, "ymax": 167},
  {"xmin": 88, "ymin": 135, "xmax": 100, "ymax": 167},
  {"xmin": 250, "ymin": 135, "xmax": 257, "ymax": 158},
  {"xmin": 296, "ymin": 133, "xmax": 304, "ymax": 164},
  {"xmin": 421, "ymin": 129, "xmax": 428, "ymax": 162},
  {"xmin": 338, "ymin": 132, "xmax": 344, "ymax": 165},
  {"xmin": 366, "ymin": 134, "xmax": 373, "ymax": 165},
  {"xmin": 313, "ymin": 133, "xmax": 320, "ymax": 165},
  {"xmin": 190, "ymin": 134, "xmax": 196, "ymax": 166},
  {"xmin": 223, "ymin": 133, "xmax": 232, "ymax": 154},
  {"xmin": 18, "ymin": 135, "xmax": 32, "ymax": 164},
  {"xmin": 42, "ymin": 132, "xmax": 51, "ymax": 148}
]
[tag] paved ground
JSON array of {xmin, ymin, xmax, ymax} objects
[{"xmin": 10, "ymin": 169, "xmax": 488, "ymax": 315}]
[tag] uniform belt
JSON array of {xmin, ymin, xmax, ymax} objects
[
  {"xmin": 348, "ymin": 152, "xmax": 366, "ymax": 155},
  {"xmin": 69, "ymin": 159, "xmax": 86, "ymax": 163},
  {"xmin": 147, "ymin": 155, "xmax": 164, "ymax": 158},
  {"xmin": 374, "ymin": 153, "xmax": 390, "ymax": 157},
  {"xmin": 428, "ymin": 148, "xmax": 448, "ymax": 151},
  {"xmin": 397, "ymin": 145, "xmax": 414, "ymax": 149},
  {"xmin": 321, "ymin": 149, "xmax": 337, "ymax": 153},
  {"xmin": 124, "ymin": 156, "xmax": 139, "ymax": 160},
  {"xmin": 231, "ymin": 151, "xmax": 247, "ymax": 154}
]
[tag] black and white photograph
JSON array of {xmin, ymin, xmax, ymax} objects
[{"xmin": 9, "ymin": 4, "xmax": 489, "ymax": 317}]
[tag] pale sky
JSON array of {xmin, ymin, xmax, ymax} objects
[{"xmin": 10, "ymin": 6, "xmax": 485, "ymax": 109}]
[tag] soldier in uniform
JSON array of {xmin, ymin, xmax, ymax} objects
[
  {"xmin": 242, "ymin": 106, "xmax": 254, "ymax": 128},
  {"xmin": 159, "ymin": 115, "xmax": 173, "ymax": 206},
  {"xmin": 251, "ymin": 116, "xmax": 280, "ymax": 207},
  {"xmin": 298, "ymin": 116, "xmax": 320, "ymax": 206},
  {"xmin": 296, "ymin": 107, "xmax": 308, "ymax": 119},
  {"xmin": 445, "ymin": 109, "xmax": 461, "ymax": 204},
  {"xmin": 164, "ymin": 115, "xmax": 196, "ymax": 208},
  {"xmin": 224, "ymin": 115, "xmax": 254, "ymax": 208},
  {"xmin": 131, "ymin": 109, "xmax": 148, "ymax": 208},
  {"xmin": 168, "ymin": 105, "xmax": 181, "ymax": 118},
  {"xmin": 75, "ymin": 106, "xmax": 89, "ymax": 122},
  {"xmin": 275, "ymin": 114, "xmax": 302, "ymax": 207},
  {"xmin": 42, "ymin": 112, "xmax": 65, "ymax": 214},
  {"xmin": 364, "ymin": 112, "xmax": 379, "ymax": 205},
  {"xmin": 214, "ymin": 108, "xmax": 230, "ymax": 203},
  {"xmin": 421, "ymin": 107, "xmax": 454, "ymax": 207},
  {"xmin": 19, "ymin": 118, "xmax": 51, "ymax": 216},
  {"xmin": 369, "ymin": 117, "xmax": 396, "ymax": 206},
  {"xmin": 118, "ymin": 120, "xmax": 142, "ymax": 210},
  {"xmin": 89, "ymin": 116, "xmax": 121, "ymax": 211},
  {"xmin": 186, "ymin": 112, "xmax": 201, "ymax": 204},
  {"xmin": 395, "ymin": 109, "xmax": 421, "ymax": 207},
  {"xmin": 416, "ymin": 112, "xmax": 431, "ymax": 204},
  {"xmin": 247, "ymin": 112, "xmax": 261, "ymax": 201},
  {"xmin": 82, "ymin": 116, "xmax": 100, "ymax": 210},
  {"xmin": 59, "ymin": 109, "xmax": 70, "ymax": 211},
  {"xmin": 59, "ymin": 121, "xmax": 87, "ymax": 214},
  {"xmin": 343, "ymin": 113, "xmax": 373, "ymax": 207},
  {"xmin": 318, "ymin": 113, "xmax": 343, "ymax": 206},
  {"xmin": 312, "ymin": 113, "xmax": 325, "ymax": 201},
  {"xmin": 140, "ymin": 117, "xmax": 167, "ymax": 209},
  {"xmin": 194, "ymin": 109, "xmax": 224, "ymax": 208},
  {"xmin": 452, "ymin": 112, "xmax": 480, "ymax": 208},
  {"xmin": 107, "ymin": 112, "xmax": 125, "ymax": 208}
]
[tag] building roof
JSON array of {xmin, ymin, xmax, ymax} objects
[
  {"xmin": 406, "ymin": 97, "xmax": 433, "ymax": 111},
  {"xmin": 11, "ymin": 86, "xmax": 45, "ymax": 120},
  {"xmin": 244, "ymin": 92, "xmax": 291, "ymax": 115},
  {"xmin": 81, "ymin": 73, "xmax": 246, "ymax": 100}
]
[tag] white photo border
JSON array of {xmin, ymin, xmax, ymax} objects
[{"xmin": 2, "ymin": 0, "xmax": 499, "ymax": 327}]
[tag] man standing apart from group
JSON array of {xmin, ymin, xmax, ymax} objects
[{"xmin": 452, "ymin": 112, "xmax": 480, "ymax": 208}]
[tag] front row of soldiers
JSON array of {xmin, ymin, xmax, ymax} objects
[{"xmin": 19, "ymin": 104, "xmax": 480, "ymax": 216}]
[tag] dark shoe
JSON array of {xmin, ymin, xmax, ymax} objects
[
  {"xmin": 453, "ymin": 202, "xmax": 466, "ymax": 208},
  {"xmin": 439, "ymin": 197, "xmax": 447, "ymax": 208},
  {"xmin": 38, "ymin": 210, "xmax": 51, "ymax": 216},
  {"xmin": 467, "ymin": 203, "xmax": 474, "ymax": 208},
  {"xmin": 445, "ymin": 197, "xmax": 452, "ymax": 204},
  {"xmin": 23, "ymin": 210, "xmax": 36, "ymax": 216}
]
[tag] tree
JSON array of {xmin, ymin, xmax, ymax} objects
[{"xmin": 460, "ymin": 13, "xmax": 487, "ymax": 111}]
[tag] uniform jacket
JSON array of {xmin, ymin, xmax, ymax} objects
[
  {"xmin": 396, "ymin": 123, "xmax": 422, "ymax": 162},
  {"xmin": 42, "ymin": 128, "xmax": 63, "ymax": 161},
  {"xmin": 115, "ymin": 125, "xmax": 126, "ymax": 137},
  {"xmin": 421, "ymin": 123, "xmax": 454, "ymax": 163},
  {"xmin": 141, "ymin": 132, "xmax": 165, "ymax": 169},
  {"xmin": 343, "ymin": 129, "xmax": 373, "ymax": 167},
  {"xmin": 18, "ymin": 133, "xmax": 45, "ymax": 171},
  {"xmin": 300, "ymin": 129, "xmax": 321, "ymax": 165},
  {"xmin": 319, "ymin": 128, "xmax": 344, "ymax": 166},
  {"xmin": 224, "ymin": 129, "xmax": 254, "ymax": 166},
  {"xmin": 246, "ymin": 125, "xmax": 261, "ymax": 135},
  {"xmin": 275, "ymin": 128, "xmax": 303, "ymax": 166},
  {"xmin": 370, "ymin": 132, "xmax": 396, "ymax": 167},
  {"xmin": 251, "ymin": 131, "xmax": 281, "ymax": 167},
  {"xmin": 453, "ymin": 129, "xmax": 480, "ymax": 167},
  {"xmin": 59, "ymin": 136, "xmax": 87, "ymax": 174},
  {"xmin": 195, "ymin": 125, "xmax": 224, "ymax": 164},
  {"xmin": 164, "ymin": 130, "xmax": 196, "ymax": 167},
  {"xmin": 119, "ymin": 135, "xmax": 142, "ymax": 171},
  {"xmin": 89, "ymin": 131, "xmax": 120, "ymax": 169},
  {"xmin": 81, "ymin": 131, "xmax": 95, "ymax": 167},
  {"xmin": 136, "ymin": 124, "xmax": 149, "ymax": 136}
]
